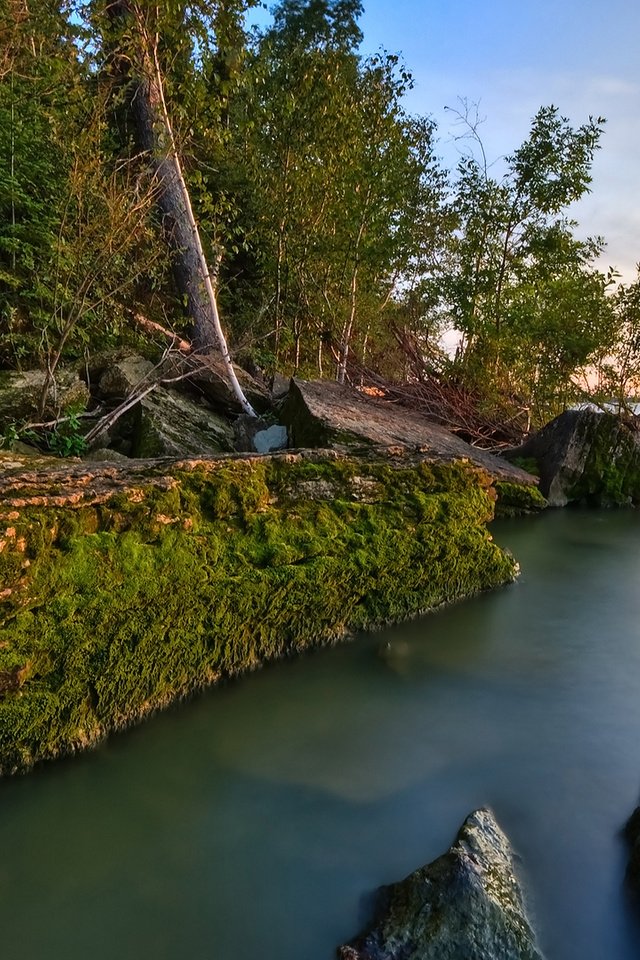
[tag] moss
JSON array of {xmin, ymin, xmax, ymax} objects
[
  {"xmin": 568, "ymin": 414, "xmax": 640, "ymax": 506},
  {"xmin": 494, "ymin": 481, "xmax": 547, "ymax": 518},
  {"xmin": 0, "ymin": 455, "xmax": 518, "ymax": 776},
  {"xmin": 510, "ymin": 456, "xmax": 540, "ymax": 477}
]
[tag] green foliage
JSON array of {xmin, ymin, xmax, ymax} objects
[
  {"xmin": 593, "ymin": 267, "xmax": 640, "ymax": 409},
  {"xmin": 0, "ymin": 0, "xmax": 636, "ymax": 430},
  {"xmin": 46, "ymin": 412, "xmax": 88, "ymax": 457},
  {"xmin": 231, "ymin": 3, "xmax": 449, "ymax": 377},
  {"xmin": 439, "ymin": 103, "xmax": 615, "ymax": 425},
  {"xmin": 0, "ymin": 456, "xmax": 517, "ymax": 774},
  {"xmin": 0, "ymin": 420, "xmax": 38, "ymax": 450}
]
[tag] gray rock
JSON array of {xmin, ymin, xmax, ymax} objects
[
  {"xmin": 7, "ymin": 440, "xmax": 42, "ymax": 457},
  {"xmin": 502, "ymin": 409, "xmax": 640, "ymax": 506},
  {"xmin": 82, "ymin": 447, "xmax": 130, "ymax": 463},
  {"xmin": 0, "ymin": 368, "xmax": 89, "ymax": 429},
  {"xmin": 233, "ymin": 415, "xmax": 288, "ymax": 453},
  {"xmin": 280, "ymin": 379, "xmax": 539, "ymax": 486},
  {"xmin": 132, "ymin": 389, "xmax": 235, "ymax": 457},
  {"xmin": 252, "ymin": 424, "xmax": 288, "ymax": 453},
  {"xmin": 162, "ymin": 353, "xmax": 272, "ymax": 416},
  {"xmin": 339, "ymin": 808, "xmax": 545, "ymax": 960},
  {"xmin": 271, "ymin": 372, "xmax": 291, "ymax": 400},
  {"xmin": 97, "ymin": 356, "xmax": 155, "ymax": 399}
]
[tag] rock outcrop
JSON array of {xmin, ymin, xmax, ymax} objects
[
  {"xmin": 502, "ymin": 409, "xmax": 640, "ymax": 507},
  {"xmin": 280, "ymin": 379, "xmax": 537, "ymax": 481},
  {"xmin": 339, "ymin": 808, "xmax": 545, "ymax": 960},
  {"xmin": 279, "ymin": 379, "xmax": 545, "ymax": 515},
  {"xmin": 0, "ymin": 450, "xmax": 519, "ymax": 775}
]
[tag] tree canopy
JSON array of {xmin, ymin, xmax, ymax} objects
[{"xmin": 0, "ymin": 0, "xmax": 635, "ymax": 436}]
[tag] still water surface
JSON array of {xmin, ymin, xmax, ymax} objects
[{"xmin": 2, "ymin": 509, "xmax": 640, "ymax": 959}]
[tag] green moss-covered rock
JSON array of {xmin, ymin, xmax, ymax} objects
[
  {"xmin": 339, "ymin": 808, "xmax": 545, "ymax": 960},
  {"xmin": 494, "ymin": 481, "xmax": 547, "ymax": 518},
  {"xmin": 0, "ymin": 453, "xmax": 517, "ymax": 775},
  {"xmin": 502, "ymin": 410, "xmax": 640, "ymax": 507}
]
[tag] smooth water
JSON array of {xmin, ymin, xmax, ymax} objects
[{"xmin": 2, "ymin": 509, "xmax": 640, "ymax": 959}]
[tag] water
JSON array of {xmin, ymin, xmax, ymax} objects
[{"xmin": 2, "ymin": 508, "xmax": 640, "ymax": 959}]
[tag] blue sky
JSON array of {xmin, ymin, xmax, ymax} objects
[{"xmin": 250, "ymin": 0, "xmax": 640, "ymax": 282}]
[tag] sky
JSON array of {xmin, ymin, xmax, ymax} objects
[{"xmin": 250, "ymin": 0, "xmax": 640, "ymax": 283}]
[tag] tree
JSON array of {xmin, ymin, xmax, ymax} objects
[
  {"xmin": 0, "ymin": 0, "xmax": 82, "ymax": 365},
  {"xmin": 92, "ymin": 0, "xmax": 257, "ymax": 414},
  {"xmin": 238, "ymin": 0, "xmax": 447, "ymax": 380},
  {"xmin": 0, "ymin": 0, "xmax": 171, "ymax": 384},
  {"xmin": 594, "ymin": 268, "xmax": 640, "ymax": 412},
  {"xmin": 440, "ymin": 104, "xmax": 615, "ymax": 423}
]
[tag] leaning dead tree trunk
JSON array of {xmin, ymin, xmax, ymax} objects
[{"xmin": 107, "ymin": 0, "xmax": 256, "ymax": 417}]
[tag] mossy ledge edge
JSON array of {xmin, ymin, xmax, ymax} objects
[{"xmin": 0, "ymin": 450, "xmax": 527, "ymax": 775}]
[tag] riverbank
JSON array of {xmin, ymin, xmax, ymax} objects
[
  {"xmin": 0, "ymin": 447, "xmax": 536, "ymax": 775},
  {"xmin": 1, "ymin": 508, "xmax": 639, "ymax": 960}
]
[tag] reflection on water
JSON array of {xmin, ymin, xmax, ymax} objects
[{"xmin": 2, "ymin": 509, "xmax": 640, "ymax": 958}]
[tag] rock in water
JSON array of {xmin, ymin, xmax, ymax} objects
[
  {"xmin": 623, "ymin": 805, "xmax": 640, "ymax": 893},
  {"xmin": 502, "ymin": 409, "xmax": 640, "ymax": 506},
  {"xmin": 338, "ymin": 808, "xmax": 545, "ymax": 960}
]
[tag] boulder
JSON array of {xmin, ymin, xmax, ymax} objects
[
  {"xmin": 161, "ymin": 352, "xmax": 272, "ymax": 416},
  {"xmin": 624, "ymin": 804, "xmax": 640, "ymax": 893},
  {"xmin": 132, "ymin": 390, "xmax": 235, "ymax": 457},
  {"xmin": 82, "ymin": 447, "xmax": 130, "ymax": 463},
  {"xmin": 280, "ymin": 379, "xmax": 540, "ymax": 487},
  {"xmin": 339, "ymin": 808, "xmax": 545, "ymax": 960},
  {"xmin": 253, "ymin": 423, "xmax": 288, "ymax": 453},
  {"xmin": 91, "ymin": 388, "xmax": 233, "ymax": 459},
  {"xmin": 502, "ymin": 409, "xmax": 640, "ymax": 506},
  {"xmin": 97, "ymin": 355, "xmax": 155, "ymax": 398},
  {"xmin": 233, "ymin": 414, "xmax": 289, "ymax": 454},
  {"xmin": 88, "ymin": 354, "xmax": 235, "ymax": 457},
  {"xmin": 0, "ymin": 368, "xmax": 89, "ymax": 429},
  {"xmin": 81, "ymin": 348, "xmax": 152, "ymax": 392}
]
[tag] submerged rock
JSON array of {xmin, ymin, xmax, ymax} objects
[
  {"xmin": 339, "ymin": 808, "xmax": 545, "ymax": 960},
  {"xmin": 624, "ymin": 805, "xmax": 640, "ymax": 893},
  {"xmin": 502, "ymin": 409, "xmax": 640, "ymax": 507}
]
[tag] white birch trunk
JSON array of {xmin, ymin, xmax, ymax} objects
[{"xmin": 121, "ymin": 2, "xmax": 256, "ymax": 417}]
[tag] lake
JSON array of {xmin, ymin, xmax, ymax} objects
[{"xmin": 2, "ymin": 508, "xmax": 640, "ymax": 959}]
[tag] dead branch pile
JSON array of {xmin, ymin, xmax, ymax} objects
[{"xmin": 345, "ymin": 328, "xmax": 530, "ymax": 450}]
